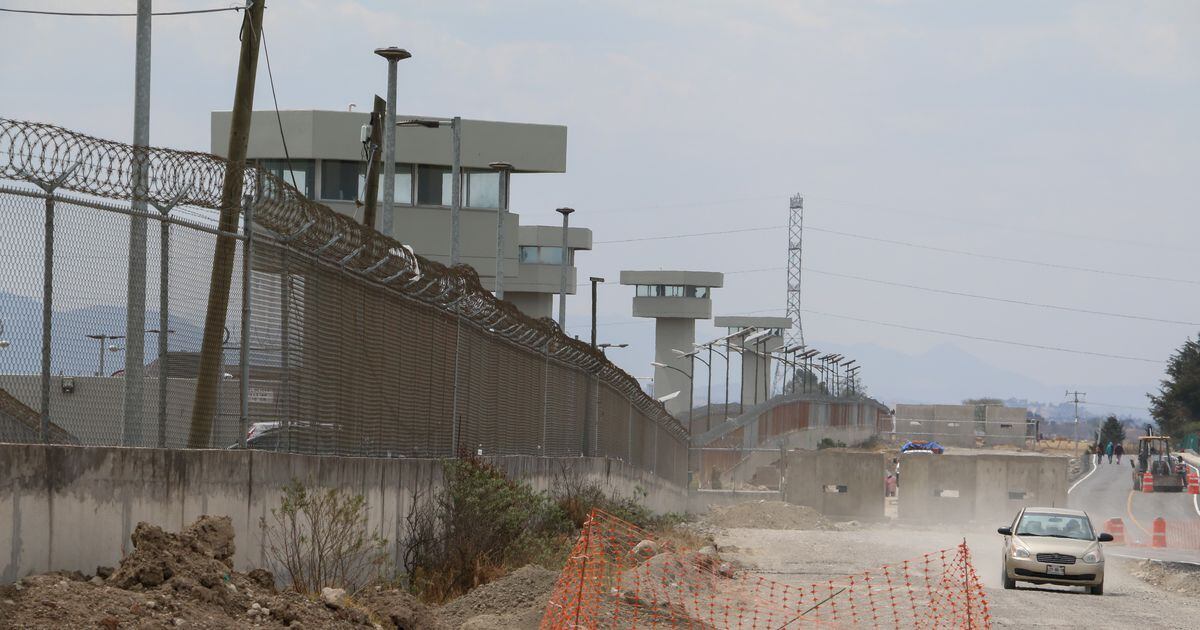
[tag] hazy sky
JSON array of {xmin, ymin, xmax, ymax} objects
[{"xmin": 2, "ymin": 1, "xmax": 1197, "ymax": 413}]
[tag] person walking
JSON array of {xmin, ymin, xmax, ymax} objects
[
  {"xmin": 1115, "ymin": 442, "xmax": 1124, "ymax": 464},
  {"xmin": 1106, "ymin": 441, "xmax": 1114, "ymax": 464},
  {"xmin": 1094, "ymin": 443, "xmax": 1103, "ymax": 466}
]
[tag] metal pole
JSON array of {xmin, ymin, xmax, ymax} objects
[
  {"xmin": 556, "ymin": 207, "xmax": 574, "ymax": 328},
  {"xmin": 98, "ymin": 337, "xmax": 106, "ymax": 377},
  {"xmin": 590, "ymin": 277, "xmax": 602, "ymax": 347},
  {"xmin": 157, "ymin": 218, "xmax": 169, "ymax": 447},
  {"xmin": 239, "ymin": 196, "xmax": 253, "ymax": 448},
  {"xmin": 491, "ymin": 162, "xmax": 513, "ymax": 299},
  {"xmin": 40, "ymin": 194, "xmax": 55, "ymax": 442},
  {"xmin": 706, "ymin": 346, "xmax": 712, "ymax": 432},
  {"xmin": 123, "ymin": 0, "xmax": 152, "ymax": 447},
  {"xmin": 724, "ymin": 339, "xmax": 731, "ymax": 419},
  {"xmin": 450, "ymin": 116, "xmax": 462, "ymax": 266},
  {"xmin": 375, "ymin": 47, "xmax": 411, "ymax": 239}
]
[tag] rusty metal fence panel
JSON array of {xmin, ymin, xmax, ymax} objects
[{"xmin": 0, "ymin": 118, "xmax": 688, "ymax": 487}]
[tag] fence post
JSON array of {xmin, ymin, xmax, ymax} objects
[
  {"xmin": 278, "ymin": 244, "xmax": 291, "ymax": 452},
  {"xmin": 39, "ymin": 192, "xmax": 56, "ymax": 443},
  {"xmin": 239, "ymin": 195, "xmax": 253, "ymax": 447}
]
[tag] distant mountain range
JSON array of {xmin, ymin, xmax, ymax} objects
[
  {"xmin": 818, "ymin": 341, "xmax": 1152, "ymax": 420},
  {"xmin": 0, "ymin": 291, "xmax": 207, "ymax": 376}
]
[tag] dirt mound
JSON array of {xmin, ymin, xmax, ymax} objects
[
  {"xmin": 434, "ymin": 565, "xmax": 558, "ymax": 629},
  {"xmin": 1130, "ymin": 559, "xmax": 1200, "ymax": 597},
  {"xmin": 358, "ymin": 587, "xmax": 440, "ymax": 629},
  {"xmin": 703, "ymin": 500, "xmax": 833, "ymax": 530},
  {"xmin": 0, "ymin": 516, "xmax": 374, "ymax": 629},
  {"xmin": 110, "ymin": 516, "xmax": 236, "ymax": 592}
]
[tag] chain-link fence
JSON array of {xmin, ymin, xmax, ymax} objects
[{"xmin": 0, "ymin": 118, "xmax": 688, "ymax": 485}]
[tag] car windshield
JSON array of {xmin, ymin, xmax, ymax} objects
[{"xmin": 1015, "ymin": 512, "xmax": 1094, "ymax": 540}]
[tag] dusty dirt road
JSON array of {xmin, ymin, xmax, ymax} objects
[{"xmin": 715, "ymin": 522, "xmax": 1200, "ymax": 628}]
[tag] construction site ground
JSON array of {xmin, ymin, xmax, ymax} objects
[
  {"xmin": 711, "ymin": 520, "xmax": 1200, "ymax": 628},
  {"xmin": 4, "ymin": 504, "xmax": 1199, "ymax": 628}
]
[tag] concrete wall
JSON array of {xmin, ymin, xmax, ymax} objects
[
  {"xmin": 783, "ymin": 450, "xmax": 886, "ymax": 520},
  {"xmin": 0, "ymin": 444, "xmax": 686, "ymax": 582},
  {"xmin": 893, "ymin": 404, "xmax": 978, "ymax": 448},
  {"xmin": 898, "ymin": 452, "xmax": 1069, "ymax": 525},
  {"xmin": 0, "ymin": 375, "xmax": 245, "ymax": 449},
  {"xmin": 212, "ymin": 110, "xmax": 568, "ymax": 173},
  {"xmin": 982, "ymin": 406, "xmax": 1029, "ymax": 447}
]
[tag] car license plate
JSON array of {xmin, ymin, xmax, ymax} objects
[{"xmin": 1046, "ymin": 564, "xmax": 1066, "ymax": 576}]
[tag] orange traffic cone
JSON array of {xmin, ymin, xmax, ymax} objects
[
  {"xmin": 1187, "ymin": 471, "xmax": 1199, "ymax": 495},
  {"xmin": 1104, "ymin": 518, "xmax": 1125, "ymax": 545},
  {"xmin": 1152, "ymin": 517, "xmax": 1167, "ymax": 548},
  {"xmin": 1142, "ymin": 471, "xmax": 1155, "ymax": 493}
]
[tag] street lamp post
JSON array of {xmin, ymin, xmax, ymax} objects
[
  {"xmin": 86, "ymin": 334, "xmax": 126, "ymax": 377},
  {"xmin": 395, "ymin": 117, "xmax": 463, "ymax": 264},
  {"xmin": 374, "ymin": 46, "xmax": 412, "ymax": 239},
  {"xmin": 589, "ymin": 276, "xmax": 604, "ymax": 347},
  {"xmin": 490, "ymin": 162, "xmax": 514, "ymax": 300},
  {"xmin": 674, "ymin": 349, "xmax": 711, "ymax": 433},
  {"xmin": 651, "ymin": 360, "xmax": 694, "ymax": 431},
  {"xmin": 597, "ymin": 342, "xmax": 627, "ymax": 356},
  {"xmin": 0, "ymin": 317, "xmax": 8, "ymax": 349},
  {"xmin": 555, "ymin": 207, "xmax": 574, "ymax": 328}
]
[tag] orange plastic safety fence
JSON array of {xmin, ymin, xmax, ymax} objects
[{"xmin": 541, "ymin": 509, "xmax": 990, "ymax": 629}]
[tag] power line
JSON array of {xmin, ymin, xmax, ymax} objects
[
  {"xmin": 582, "ymin": 263, "xmax": 1194, "ymax": 325},
  {"xmin": 805, "ymin": 226, "xmax": 1200, "ymax": 286},
  {"xmin": 595, "ymin": 225, "xmax": 782, "ymax": 244},
  {"xmin": 595, "ymin": 222, "xmax": 1199, "ymax": 286},
  {"xmin": 803, "ymin": 267, "xmax": 1200, "ymax": 326},
  {"xmin": 256, "ymin": 23, "xmax": 300, "ymax": 192},
  {"xmin": 0, "ymin": 5, "xmax": 243, "ymax": 17},
  {"xmin": 801, "ymin": 308, "xmax": 1164, "ymax": 364}
]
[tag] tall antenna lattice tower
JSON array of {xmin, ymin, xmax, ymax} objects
[{"xmin": 778, "ymin": 194, "xmax": 805, "ymax": 393}]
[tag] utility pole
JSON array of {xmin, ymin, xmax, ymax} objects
[
  {"xmin": 1067, "ymin": 390, "xmax": 1086, "ymax": 458},
  {"xmin": 589, "ymin": 276, "xmax": 604, "ymax": 347},
  {"xmin": 122, "ymin": 0, "xmax": 152, "ymax": 446},
  {"xmin": 188, "ymin": 0, "xmax": 265, "ymax": 448},
  {"xmin": 361, "ymin": 95, "xmax": 385, "ymax": 230}
]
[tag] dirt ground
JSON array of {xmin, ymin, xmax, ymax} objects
[
  {"xmin": 703, "ymin": 500, "xmax": 834, "ymax": 530},
  {"xmin": 712, "ymin": 521, "xmax": 1200, "ymax": 628},
  {"xmin": 0, "ymin": 517, "xmax": 558, "ymax": 630}
]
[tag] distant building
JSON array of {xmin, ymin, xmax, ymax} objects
[{"xmin": 210, "ymin": 110, "xmax": 590, "ymax": 319}]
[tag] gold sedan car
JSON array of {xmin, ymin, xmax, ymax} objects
[{"xmin": 998, "ymin": 507, "xmax": 1114, "ymax": 595}]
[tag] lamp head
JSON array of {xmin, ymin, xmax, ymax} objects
[{"xmin": 374, "ymin": 47, "xmax": 412, "ymax": 62}]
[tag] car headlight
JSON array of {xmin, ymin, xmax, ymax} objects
[
  {"xmin": 1012, "ymin": 543, "xmax": 1031, "ymax": 559},
  {"xmin": 1082, "ymin": 550, "xmax": 1102, "ymax": 564}
]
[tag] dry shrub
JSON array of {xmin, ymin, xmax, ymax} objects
[
  {"xmin": 261, "ymin": 479, "xmax": 390, "ymax": 595},
  {"xmin": 403, "ymin": 455, "xmax": 573, "ymax": 602}
]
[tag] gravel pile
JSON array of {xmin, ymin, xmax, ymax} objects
[
  {"xmin": 703, "ymin": 500, "xmax": 834, "ymax": 530},
  {"xmin": 434, "ymin": 565, "xmax": 558, "ymax": 630}
]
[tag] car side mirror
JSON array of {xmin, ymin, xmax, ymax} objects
[
  {"xmin": 997, "ymin": 527, "xmax": 1012, "ymax": 536},
  {"xmin": 1098, "ymin": 532, "xmax": 1114, "ymax": 542}
]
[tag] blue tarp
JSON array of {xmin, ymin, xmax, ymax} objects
[{"xmin": 901, "ymin": 440, "xmax": 944, "ymax": 454}]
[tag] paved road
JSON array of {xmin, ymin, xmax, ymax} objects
[{"xmin": 1069, "ymin": 453, "xmax": 1200, "ymax": 561}]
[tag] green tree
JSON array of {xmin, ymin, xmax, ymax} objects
[
  {"xmin": 1098, "ymin": 415, "xmax": 1125, "ymax": 448},
  {"xmin": 963, "ymin": 398, "xmax": 1004, "ymax": 406},
  {"xmin": 1148, "ymin": 334, "xmax": 1200, "ymax": 440}
]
